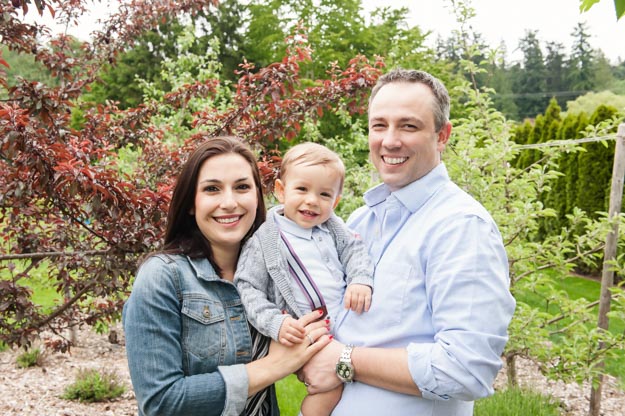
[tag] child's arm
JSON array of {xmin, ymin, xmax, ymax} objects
[
  {"xmin": 344, "ymin": 283, "xmax": 372, "ymax": 313},
  {"xmin": 235, "ymin": 236, "xmax": 289, "ymax": 341}
]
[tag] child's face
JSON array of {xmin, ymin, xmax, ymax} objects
[{"xmin": 274, "ymin": 163, "xmax": 342, "ymax": 229}]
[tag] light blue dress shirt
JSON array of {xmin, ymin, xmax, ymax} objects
[{"xmin": 334, "ymin": 163, "xmax": 515, "ymax": 416}]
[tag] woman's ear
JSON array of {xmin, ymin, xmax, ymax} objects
[{"xmin": 274, "ymin": 179, "xmax": 286, "ymax": 204}]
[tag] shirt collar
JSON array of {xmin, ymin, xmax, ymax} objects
[
  {"xmin": 363, "ymin": 163, "xmax": 450, "ymax": 213},
  {"xmin": 270, "ymin": 205, "xmax": 329, "ymax": 239},
  {"xmin": 187, "ymin": 256, "xmax": 220, "ymax": 281}
]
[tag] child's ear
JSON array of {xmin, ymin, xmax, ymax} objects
[
  {"xmin": 274, "ymin": 179, "xmax": 286, "ymax": 203},
  {"xmin": 333, "ymin": 195, "xmax": 341, "ymax": 209}
]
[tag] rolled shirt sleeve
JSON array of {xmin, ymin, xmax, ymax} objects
[{"xmin": 407, "ymin": 215, "xmax": 514, "ymax": 401}]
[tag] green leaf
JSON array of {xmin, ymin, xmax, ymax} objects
[{"xmin": 579, "ymin": 0, "xmax": 602, "ymax": 13}]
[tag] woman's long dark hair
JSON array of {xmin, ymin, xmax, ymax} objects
[{"xmin": 161, "ymin": 136, "xmax": 266, "ymax": 275}]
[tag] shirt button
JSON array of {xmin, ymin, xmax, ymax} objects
[{"xmin": 203, "ymin": 306, "xmax": 211, "ymax": 318}]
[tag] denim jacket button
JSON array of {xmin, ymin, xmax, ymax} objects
[{"xmin": 203, "ymin": 306, "xmax": 211, "ymax": 319}]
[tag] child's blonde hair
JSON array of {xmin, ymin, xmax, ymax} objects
[{"xmin": 279, "ymin": 142, "xmax": 345, "ymax": 193}]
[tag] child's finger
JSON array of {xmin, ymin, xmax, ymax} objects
[{"xmin": 364, "ymin": 295, "xmax": 372, "ymax": 312}]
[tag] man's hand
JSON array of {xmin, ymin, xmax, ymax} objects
[
  {"xmin": 344, "ymin": 284, "xmax": 372, "ymax": 313},
  {"xmin": 298, "ymin": 339, "xmax": 344, "ymax": 394}
]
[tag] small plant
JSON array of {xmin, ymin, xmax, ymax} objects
[
  {"xmin": 16, "ymin": 347, "xmax": 43, "ymax": 368},
  {"xmin": 62, "ymin": 368, "xmax": 125, "ymax": 402},
  {"xmin": 474, "ymin": 387, "xmax": 562, "ymax": 416}
]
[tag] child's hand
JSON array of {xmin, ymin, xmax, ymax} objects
[
  {"xmin": 278, "ymin": 315, "xmax": 306, "ymax": 346},
  {"xmin": 344, "ymin": 284, "xmax": 372, "ymax": 314}
]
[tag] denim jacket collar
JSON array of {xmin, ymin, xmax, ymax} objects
[{"xmin": 186, "ymin": 256, "xmax": 221, "ymax": 282}]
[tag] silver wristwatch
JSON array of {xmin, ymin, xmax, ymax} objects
[{"xmin": 335, "ymin": 344, "xmax": 355, "ymax": 383}]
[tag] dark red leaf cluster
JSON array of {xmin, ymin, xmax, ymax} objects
[{"xmin": 0, "ymin": 1, "xmax": 382, "ymax": 350}]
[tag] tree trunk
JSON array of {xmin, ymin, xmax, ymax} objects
[{"xmin": 506, "ymin": 353, "xmax": 518, "ymax": 388}]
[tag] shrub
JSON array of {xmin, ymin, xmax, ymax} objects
[
  {"xmin": 16, "ymin": 347, "xmax": 43, "ymax": 368},
  {"xmin": 62, "ymin": 368, "xmax": 125, "ymax": 402}
]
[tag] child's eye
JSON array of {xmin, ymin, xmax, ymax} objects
[
  {"xmin": 321, "ymin": 192, "xmax": 332, "ymax": 198},
  {"xmin": 296, "ymin": 186, "xmax": 307, "ymax": 192}
]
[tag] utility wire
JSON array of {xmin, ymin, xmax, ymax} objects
[{"xmin": 514, "ymin": 134, "xmax": 619, "ymax": 149}]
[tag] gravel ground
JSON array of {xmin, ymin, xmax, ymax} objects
[{"xmin": 1, "ymin": 325, "xmax": 623, "ymax": 416}]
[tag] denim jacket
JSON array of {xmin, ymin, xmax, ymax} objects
[{"xmin": 123, "ymin": 254, "xmax": 278, "ymax": 416}]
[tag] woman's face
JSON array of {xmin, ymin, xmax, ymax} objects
[{"xmin": 191, "ymin": 153, "xmax": 258, "ymax": 254}]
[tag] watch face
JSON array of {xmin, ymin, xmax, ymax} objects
[{"xmin": 336, "ymin": 362, "xmax": 353, "ymax": 381}]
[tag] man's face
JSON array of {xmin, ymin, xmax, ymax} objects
[{"xmin": 368, "ymin": 82, "xmax": 451, "ymax": 191}]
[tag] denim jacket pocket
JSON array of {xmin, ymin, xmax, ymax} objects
[{"xmin": 181, "ymin": 296, "xmax": 226, "ymax": 360}]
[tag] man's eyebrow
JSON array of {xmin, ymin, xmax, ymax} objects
[{"xmin": 369, "ymin": 116, "xmax": 386, "ymax": 122}]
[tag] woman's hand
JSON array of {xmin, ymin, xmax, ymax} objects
[
  {"xmin": 268, "ymin": 309, "xmax": 332, "ymax": 370},
  {"xmin": 246, "ymin": 309, "xmax": 331, "ymax": 396}
]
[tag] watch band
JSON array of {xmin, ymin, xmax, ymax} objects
[
  {"xmin": 340, "ymin": 344, "xmax": 354, "ymax": 362},
  {"xmin": 336, "ymin": 344, "xmax": 355, "ymax": 383}
]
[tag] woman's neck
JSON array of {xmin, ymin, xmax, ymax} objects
[{"xmin": 212, "ymin": 245, "xmax": 239, "ymax": 281}]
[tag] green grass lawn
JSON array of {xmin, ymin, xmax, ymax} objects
[{"xmin": 276, "ymin": 374, "xmax": 307, "ymax": 415}]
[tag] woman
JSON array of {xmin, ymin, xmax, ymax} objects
[{"xmin": 123, "ymin": 136, "xmax": 331, "ymax": 416}]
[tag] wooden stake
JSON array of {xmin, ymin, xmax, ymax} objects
[{"xmin": 589, "ymin": 123, "xmax": 625, "ymax": 416}]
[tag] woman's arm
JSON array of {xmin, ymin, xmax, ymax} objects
[
  {"xmin": 124, "ymin": 257, "xmax": 236, "ymax": 416},
  {"xmin": 246, "ymin": 309, "xmax": 332, "ymax": 396}
]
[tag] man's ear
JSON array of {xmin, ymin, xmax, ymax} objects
[
  {"xmin": 437, "ymin": 122, "xmax": 452, "ymax": 152},
  {"xmin": 333, "ymin": 195, "xmax": 342, "ymax": 209},
  {"xmin": 274, "ymin": 179, "xmax": 286, "ymax": 203}
]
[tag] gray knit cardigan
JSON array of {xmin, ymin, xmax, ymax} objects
[{"xmin": 234, "ymin": 205, "xmax": 374, "ymax": 341}]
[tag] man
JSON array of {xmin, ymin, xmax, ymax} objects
[{"xmin": 300, "ymin": 69, "xmax": 516, "ymax": 415}]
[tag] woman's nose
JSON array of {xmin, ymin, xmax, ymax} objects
[{"xmin": 220, "ymin": 190, "xmax": 237, "ymax": 209}]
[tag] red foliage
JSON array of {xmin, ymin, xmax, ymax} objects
[{"xmin": 0, "ymin": 1, "xmax": 382, "ymax": 349}]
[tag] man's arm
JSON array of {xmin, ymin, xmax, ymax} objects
[{"xmin": 302, "ymin": 341, "xmax": 421, "ymax": 396}]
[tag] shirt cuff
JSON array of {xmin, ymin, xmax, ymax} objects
[
  {"xmin": 217, "ymin": 363, "xmax": 249, "ymax": 415},
  {"xmin": 406, "ymin": 343, "xmax": 449, "ymax": 401}
]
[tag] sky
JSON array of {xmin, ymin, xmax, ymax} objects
[
  {"xmin": 25, "ymin": 0, "xmax": 625, "ymax": 64},
  {"xmin": 365, "ymin": 0, "xmax": 625, "ymax": 64}
]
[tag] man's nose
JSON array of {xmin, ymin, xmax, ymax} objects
[{"xmin": 381, "ymin": 128, "xmax": 402, "ymax": 148}]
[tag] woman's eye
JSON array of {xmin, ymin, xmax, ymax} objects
[
  {"xmin": 237, "ymin": 183, "xmax": 252, "ymax": 190},
  {"xmin": 203, "ymin": 185, "xmax": 219, "ymax": 192}
]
